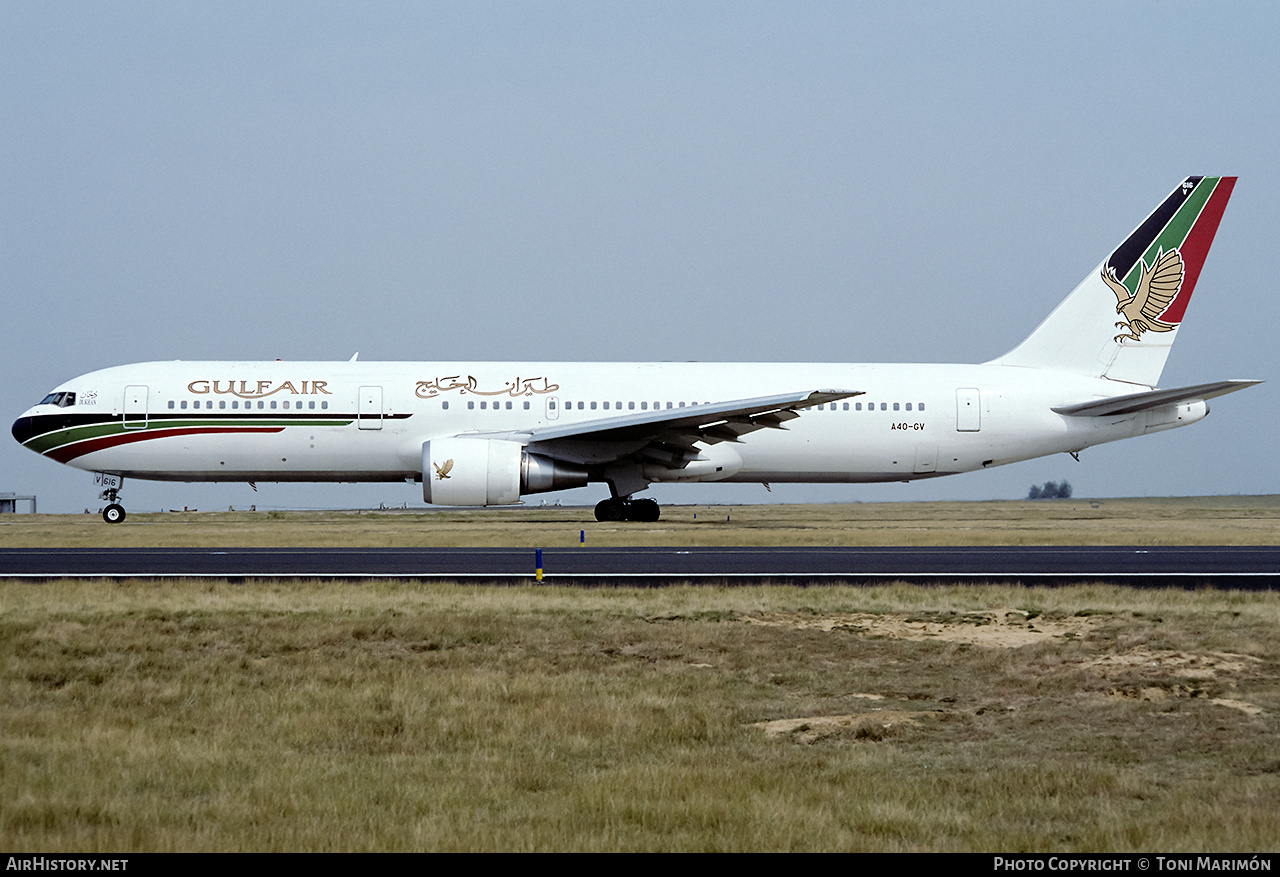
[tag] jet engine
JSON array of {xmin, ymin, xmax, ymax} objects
[{"xmin": 422, "ymin": 438, "xmax": 588, "ymax": 506}]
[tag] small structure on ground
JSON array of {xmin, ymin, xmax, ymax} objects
[{"xmin": 0, "ymin": 493, "xmax": 37, "ymax": 513}]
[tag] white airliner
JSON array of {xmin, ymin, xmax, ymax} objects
[{"xmin": 12, "ymin": 176, "xmax": 1260, "ymax": 523}]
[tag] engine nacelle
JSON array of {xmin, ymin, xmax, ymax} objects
[{"xmin": 422, "ymin": 438, "xmax": 587, "ymax": 506}]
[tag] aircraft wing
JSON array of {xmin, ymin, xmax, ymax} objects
[
  {"xmin": 1051, "ymin": 380, "xmax": 1261, "ymax": 417},
  {"xmin": 473, "ymin": 388, "xmax": 863, "ymax": 467}
]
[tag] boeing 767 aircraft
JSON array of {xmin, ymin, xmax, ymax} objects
[{"xmin": 12, "ymin": 176, "xmax": 1260, "ymax": 523}]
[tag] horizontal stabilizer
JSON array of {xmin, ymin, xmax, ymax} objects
[{"xmin": 1051, "ymin": 379, "xmax": 1261, "ymax": 417}]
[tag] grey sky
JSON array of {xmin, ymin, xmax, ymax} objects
[{"xmin": 3, "ymin": 2, "xmax": 1275, "ymax": 513}]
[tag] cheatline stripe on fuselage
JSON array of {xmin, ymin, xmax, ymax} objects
[
  {"xmin": 21, "ymin": 414, "xmax": 357, "ymax": 454},
  {"xmin": 21, "ymin": 412, "xmax": 410, "ymax": 463},
  {"xmin": 47, "ymin": 425, "xmax": 290, "ymax": 463}
]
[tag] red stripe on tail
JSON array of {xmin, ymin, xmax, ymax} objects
[{"xmin": 1160, "ymin": 176, "xmax": 1236, "ymax": 324}]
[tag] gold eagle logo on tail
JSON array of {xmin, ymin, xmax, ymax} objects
[
  {"xmin": 433, "ymin": 459, "xmax": 454, "ymax": 480},
  {"xmin": 1101, "ymin": 247, "xmax": 1185, "ymax": 342}
]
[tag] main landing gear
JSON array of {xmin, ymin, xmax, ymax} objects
[{"xmin": 594, "ymin": 496, "xmax": 661, "ymax": 523}]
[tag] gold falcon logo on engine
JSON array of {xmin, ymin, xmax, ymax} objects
[{"xmin": 433, "ymin": 459, "xmax": 454, "ymax": 480}]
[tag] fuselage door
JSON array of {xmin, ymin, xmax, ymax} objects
[
  {"xmin": 546, "ymin": 396, "xmax": 560, "ymax": 421},
  {"xmin": 358, "ymin": 385, "xmax": 384, "ymax": 430},
  {"xmin": 956, "ymin": 388, "xmax": 981, "ymax": 432},
  {"xmin": 123, "ymin": 385, "xmax": 148, "ymax": 430}
]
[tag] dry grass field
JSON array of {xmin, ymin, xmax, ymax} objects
[
  {"xmin": 1, "ymin": 498, "xmax": 1277, "ymax": 851},
  {"xmin": 1, "ymin": 494, "xmax": 1278, "ymax": 548}
]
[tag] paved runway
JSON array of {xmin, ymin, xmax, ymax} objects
[{"xmin": 2, "ymin": 546, "xmax": 1278, "ymax": 587}]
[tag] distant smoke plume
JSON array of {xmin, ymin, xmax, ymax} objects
[{"xmin": 1027, "ymin": 480, "xmax": 1072, "ymax": 500}]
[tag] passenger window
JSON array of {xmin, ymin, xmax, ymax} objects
[
  {"xmin": 180, "ymin": 401, "xmax": 187, "ymax": 410},
  {"xmin": 468, "ymin": 401, "xmax": 475, "ymax": 410},
  {"xmin": 919, "ymin": 402, "xmax": 926, "ymax": 411},
  {"xmin": 523, "ymin": 401, "xmax": 529, "ymax": 410},
  {"xmin": 168, "ymin": 401, "xmax": 175, "ymax": 409},
  {"xmin": 905, "ymin": 403, "xmax": 912, "ymax": 411},
  {"xmin": 602, "ymin": 402, "xmax": 609, "ymax": 410},
  {"xmin": 270, "ymin": 401, "xmax": 277, "ymax": 410},
  {"xmin": 590, "ymin": 402, "xmax": 597, "ymax": 410},
  {"xmin": 442, "ymin": 401, "xmax": 448, "ymax": 410},
  {"xmin": 219, "ymin": 401, "xmax": 226, "ymax": 410},
  {"xmin": 893, "ymin": 403, "xmax": 900, "ymax": 411},
  {"xmin": 321, "ymin": 401, "xmax": 327, "ymax": 410}
]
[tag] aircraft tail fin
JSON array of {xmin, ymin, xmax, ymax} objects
[{"xmin": 989, "ymin": 176, "xmax": 1236, "ymax": 386}]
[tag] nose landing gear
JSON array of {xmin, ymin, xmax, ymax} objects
[{"xmin": 97, "ymin": 474, "xmax": 126, "ymax": 523}]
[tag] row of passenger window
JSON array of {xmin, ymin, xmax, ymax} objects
[
  {"xmin": 440, "ymin": 399, "xmax": 925, "ymax": 413},
  {"xmin": 163, "ymin": 397, "xmax": 922, "ymax": 414},
  {"xmin": 440, "ymin": 400, "xmax": 707, "ymax": 411},
  {"xmin": 441, "ymin": 400, "xmax": 533, "ymax": 410},
  {"xmin": 168, "ymin": 399, "xmax": 329, "ymax": 410},
  {"xmin": 554, "ymin": 400, "xmax": 707, "ymax": 411},
  {"xmin": 816, "ymin": 401, "xmax": 925, "ymax": 411}
]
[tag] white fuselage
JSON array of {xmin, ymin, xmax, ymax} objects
[{"xmin": 13, "ymin": 360, "xmax": 1203, "ymax": 490}]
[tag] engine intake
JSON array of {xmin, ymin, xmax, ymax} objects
[{"xmin": 422, "ymin": 438, "xmax": 587, "ymax": 506}]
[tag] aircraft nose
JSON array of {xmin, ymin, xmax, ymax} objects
[{"xmin": 12, "ymin": 414, "xmax": 36, "ymax": 446}]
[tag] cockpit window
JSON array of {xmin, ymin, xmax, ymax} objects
[{"xmin": 39, "ymin": 392, "xmax": 76, "ymax": 408}]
